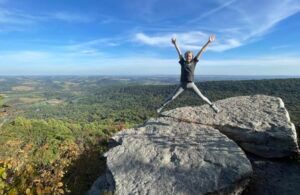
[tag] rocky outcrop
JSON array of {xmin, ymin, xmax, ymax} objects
[
  {"xmin": 103, "ymin": 117, "xmax": 252, "ymax": 195},
  {"xmin": 88, "ymin": 95, "xmax": 299, "ymax": 195},
  {"xmin": 162, "ymin": 95, "xmax": 299, "ymax": 158}
]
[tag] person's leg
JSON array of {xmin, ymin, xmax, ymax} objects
[
  {"xmin": 157, "ymin": 85, "xmax": 185, "ymax": 113},
  {"xmin": 189, "ymin": 82, "xmax": 220, "ymax": 113},
  {"xmin": 189, "ymin": 83, "xmax": 212, "ymax": 105}
]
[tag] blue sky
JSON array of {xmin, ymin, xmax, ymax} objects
[{"xmin": 0, "ymin": 0, "xmax": 300, "ymax": 75}]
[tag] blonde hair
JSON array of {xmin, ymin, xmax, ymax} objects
[{"xmin": 184, "ymin": 50, "xmax": 193, "ymax": 58}]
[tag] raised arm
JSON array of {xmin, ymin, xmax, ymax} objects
[
  {"xmin": 195, "ymin": 34, "xmax": 215, "ymax": 60},
  {"xmin": 171, "ymin": 38, "xmax": 183, "ymax": 59}
]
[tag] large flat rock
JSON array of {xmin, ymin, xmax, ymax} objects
[
  {"xmin": 162, "ymin": 95, "xmax": 299, "ymax": 158},
  {"xmin": 105, "ymin": 117, "xmax": 252, "ymax": 195}
]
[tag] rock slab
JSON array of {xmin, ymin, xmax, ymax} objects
[
  {"xmin": 104, "ymin": 117, "xmax": 252, "ymax": 195},
  {"xmin": 162, "ymin": 95, "xmax": 299, "ymax": 158}
]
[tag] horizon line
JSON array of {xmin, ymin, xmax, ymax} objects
[{"xmin": 1, "ymin": 74, "xmax": 300, "ymax": 77}]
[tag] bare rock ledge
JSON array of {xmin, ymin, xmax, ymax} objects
[
  {"xmin": 90, "ymin": 117, "xmax": 253, "ymax": 195},
  {"xmin": 162, "ymin": 95, "xmax": 299, "ymax": 158},
  {"xmin": 88, "ymin": 95, "xmax": 299, "ymax": 195}
]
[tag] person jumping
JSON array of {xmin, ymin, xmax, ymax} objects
[{"xmin": 156, "ymin": 35, "xmax": 220, "ymax": 114}]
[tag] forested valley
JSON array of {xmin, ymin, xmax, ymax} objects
[{"xmin": 0, "ymin": 76, "xmax": 299, "ymax": 194}]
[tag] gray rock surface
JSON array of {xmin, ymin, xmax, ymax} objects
[
  {"xmin": 105, "ymin": 117, "xmax": 252, "ymax": 195},
  {"xmin": 162, "ymin": 95, "xmax": 299, "ymax": 158}
]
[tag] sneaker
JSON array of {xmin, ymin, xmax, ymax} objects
[
  {"xmin": 210, "ymin": 104, "xmax": 220, "ymax": 113},
  {"xmin": 156, "ymin": 107, "xmax": 163, "ymax": 114}
]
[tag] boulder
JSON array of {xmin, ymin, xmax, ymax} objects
[
  {"xmin": 162, "ymin": 95, "xmax": 299, "ymax": 158},
  {"xmin": 104, "ymin": 117, "xmax": 253, "ymax": 195}
]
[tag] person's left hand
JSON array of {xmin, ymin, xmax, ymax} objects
[{"xmin": 209, "ymin": 34, "xmax": 216, "ymax": 42}]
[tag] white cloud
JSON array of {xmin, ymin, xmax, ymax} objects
[
  {"xmin": 135, "ymin": 31, "xmax": 208, "ymax": 47},
  {"xmin": 0, "ymin": 50, "xmax": 299, "ymax": 75},
  {"xmin": 0, "ymin": 8, "xmax": 38, "ymax": 26},
  {"xmin": 232, "ymin": 0, "xmax": 300, "ymax": 39},
  {"xmin": 134, "ymin": 0, "xmax": 300, "ymax": 52},
  {"xmin": 135, "ymin": 32, "xmax": 241, "ymax": 52},
  {"xmin": 135, "ymin": 33, "xmax": 170, "ymax": 46}
]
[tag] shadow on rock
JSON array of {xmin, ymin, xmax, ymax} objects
[
  {"xmin": 62, "ymin": 139, "xmax": 109, "ymax": 195},
  {"xmin": 242, "ymin": 152, "xmax": 300, "ymax": 195}
]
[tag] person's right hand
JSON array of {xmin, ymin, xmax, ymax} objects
[
  {"xmin": 209, "ymin": 34, "xmax": 216, "ymax": 42},
  {"xmin": 171, "ymin": 37, "xmax": 176, "ymax": 45}
]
